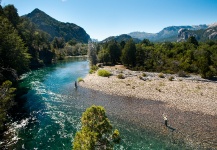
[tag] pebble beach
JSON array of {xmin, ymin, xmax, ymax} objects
[{"xmin": 79, "ymin": 65, "xmax": 217, "ymax": 149}]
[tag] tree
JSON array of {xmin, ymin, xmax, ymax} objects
[
  {"xmin": 73, "ymin": 105, "xmax": 120, "ymax": 150},
  {"xmin": 187, "ymin": 36, "xmax": 198, "ymax": 47},
  {"xmin": 0, "ymin": 80, "xmax": 16, "ymax": 131},
  {"xmin": 141, "ymin": 39, "xmax": 152, "ymax": 46},
  {"xmin": 195, "ymin": 49, "xmax": 213, "ymax": 78},
  {"xmin": 121, "ymin": 39, "xmax": 136, "ymax": 67},
  {"xmin": 97, "ymin": 48, "xmax": 111, "ymax": 65},
  {"xmin": 0, "ymin": 16, "xmax": 30, "ymax": 75},
  {"xmin": 107, "ymin": 41, "xmax": 121, "ymax": 64},
  {"xmin": 3, "ymin": 4, "xmax": 20, "ymax": 28},
  {"xmin": 136, "ymin": 44, "xmax": 145, "ymax": 67},
  {"xmin": 88, "ymin": 42, "xmax": 98, "ymax": 66}
]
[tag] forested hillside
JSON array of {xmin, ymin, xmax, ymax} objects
[
  {"xmin": 24, "ymin": 8, "xmax": 90, "ymax": 43},
  {"xmin": 0, "ymin": 4, "xmax": 54, "ymax": 131}
]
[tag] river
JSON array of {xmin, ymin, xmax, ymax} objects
[{"xmin": 0, "ymin": 57, "xmax": 188, "ymax": 149}]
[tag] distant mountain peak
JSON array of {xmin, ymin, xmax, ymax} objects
[
  {"xmin": 101, "ymin": 34, "xmax": 140, "ymax": 43},
  {"xmin": 129, "ymin": 24, "xmax": 210, "ymax": 42},
  {"xmin": 208, "ymin": 22, "xmax": 217, "ymax": 28}
]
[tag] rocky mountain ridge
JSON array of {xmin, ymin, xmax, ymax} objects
[
  {"xmin": 128, "ymin": 24, "xmax": 217, "ymax": 42},
  {"xmin": 177, "ymin": 23, "xmax": 217, "ymax": 42}
]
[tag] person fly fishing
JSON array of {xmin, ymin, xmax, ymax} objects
[
  {"xmin": 163, "ymin": 114, "xmax": 168, "ymax": 127},
  {"xmin": 75, "ymin": 81, "xmax": 77, "ymax": 89}
]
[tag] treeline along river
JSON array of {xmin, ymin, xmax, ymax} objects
[{"xmin": 0, "ymin": 57, "xmax": 188, "ymax": 149}]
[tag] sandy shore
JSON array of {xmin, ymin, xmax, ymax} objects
[{"xmin": 79, "ymin": 65, "xmax": 217, "ymax": 149}]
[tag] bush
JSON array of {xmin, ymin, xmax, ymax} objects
[
  {"xmin": 98, "ymin": 69, "xmax": 111, "ymax": 77},
  {"xmin": 117, "ymin": 74, "xmax": 125, "ymax": 79},
  {"xmin": 158, "ymin": 73, "xmax": 165, "ymax": 78},
  {"xmin": 77, "ymin": 77, "xmax": 84, "ymax": 82},
  {"xmin": 91, "ymin": 65, "xmax": 99, "ymax": 71},
  {"xmin": 142, "ymin": 73, "xmax": 147, "ymax": 77},
  {"xmin": 89, "ymin": 69, "xmax": 94, "ymax": 74},
  {"xmin": 168, "ymin": 76, "xmax": 174, "ymax": 81},
  {"xmin": 89, "ymin": 65, "xmax": 99, "ymax": 74},
  {"xmin": 177, "ymin": 71, "xmax": 187, "ymax": 77}
]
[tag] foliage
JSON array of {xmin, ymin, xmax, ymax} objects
[
  {"xmin": 89, "ymin": 65, "xmax": 99, "ymax": 74},
  {"xmin": 107, "ymin": 41, "xmax": 121, "ymax": 64},
  {"xmin": 88, "ymin": 42, "xmax": 98, "ymax": 66},
  {"xmin": 177, "ymin": 71, "xmax": 187, "ymax": 77},
  {"xmin": 142, "ymin": 73, "xmax": 147, "ymax": 77},
  {"xmin": 97, "ymin": 48, "xmax": 111, "ymax": 65},
  {"xmin": 158, "ymin": 73, "xmax": 165, "ymax": 78},
  {"xmin": 17, "ymin": 17, "xmax": 54, "ymax": 67},
  {"xmin": 117, "ymin": 74, "xmax": 125, "ymax": 79},
  {"xmin": 94, "ymin": 36, "xmax": 217, "ymax": 79},
  {"xmin": 0, "ymin": 16, "xmax": 31, "ymax": 75},
  {"xmin": 121, "ymin": 39, "xmax": 136, "ymax": 67},
  {"xmin": 97, "ymin": 69, "xmax": 111, "ymax": 77},
  {"xmin": 73, "ymin": 105, "xmax": 120, "ymax": 150},
  {"xmin": 91, "ymin": 65, "xmax": 99, "ymax": 71},
  {"xmin": 77, "ymin": 77, "xmax": 84, "ymax": 83},
  {"xmin": 2, "ymin": 4, "xmax": 20, "ymax": 28},
  {"xmin": 168, "ymin": 76, "xmax": 174, "ymax": 81},
  {"xmin": 0, "ymin": 80, "xmax": 16, "ymax": 131},
  {"xmin": 24, "ymin": 8, "xmax": 90, "ymax": 43},
  {"xmin": 52, "ymin": 37, "xmax": 65, "ymax": 49}
]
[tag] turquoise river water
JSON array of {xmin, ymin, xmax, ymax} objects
[{"xmin": 0, "ymin": 57, "xmax": 188, "ymax": 149}]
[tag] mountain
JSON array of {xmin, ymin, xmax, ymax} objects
[
  {"xmin": 129, "ymin": 24, "xmax": 208, "ymax": 42},
  {"xmin": 101, "ymin": 34, "xmax": 141, "ymax": 43},
  {"xmin": 23, "ymin": 8, "xmax": 90, "ymax": 43},
  {"xmin": 177, "ymin": 23, "xmax": 217, "ymax": 42}
]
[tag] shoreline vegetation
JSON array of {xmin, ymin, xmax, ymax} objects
[{"xmin": 80, "ymin": 65, "xmax": 217, "ymax": 149}]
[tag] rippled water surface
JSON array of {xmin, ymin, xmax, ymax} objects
[{"xmin": 1, "ymin": 57, "xmax": 188, "ymax": 149}]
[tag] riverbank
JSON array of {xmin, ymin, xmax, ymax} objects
[{"xmin": 79, "ymin": 65, "xmax": 217, "ymax": 149}]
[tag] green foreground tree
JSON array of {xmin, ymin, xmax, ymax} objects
[{"xmin": 73, "ymin": 105, "xmax": 120, "ymax": 150}]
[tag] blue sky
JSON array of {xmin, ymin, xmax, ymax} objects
[{"xmin": 2, "ymin": 0, "xmax": 217, "ymax": 40}]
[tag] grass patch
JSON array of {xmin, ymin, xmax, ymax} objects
[{"xmin": 97, "ymin": 69, "xmax": 111, "ymax": 77}]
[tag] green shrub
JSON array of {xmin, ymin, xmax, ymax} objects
[
  {"xmin": 117, "ymin": 74, "xmax": 125, "ymax": 79},
  {"xmin": 91, "ymin": 65, "xmax": 99, "ymax": 71},
  {"xmin": 168, "ymin": 76, "xmax": 174, "ymax": 81},
  {"xmin": 158, "ymin": 73, "xmax": 165, "ymax": 78},
  {"xmin": 177, "ymin": 71, "xmax": 187, "ymax": 77},
  {"xmin": 89, "ymin": 65, "xmax": 99, "ymax": 74},
  {"xmin": 77, "ymin": 77, "xmax": 84, "ymax": 82},
  {"xmin": 98, "ymin": 69, "xmax": 111, "ymax": 77},
  {"xmin": 89, "ymin": 69, "xmax": 94, "ymax": 74},
  {"xmin": 142, "ymin": 73, "xmax": 147, "ymax": 77}
]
